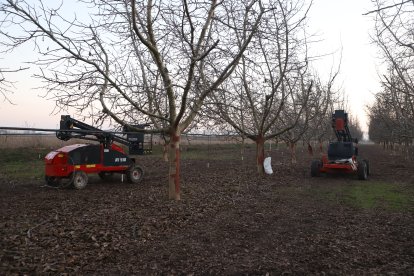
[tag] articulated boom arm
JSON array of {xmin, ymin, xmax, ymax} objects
[
  {"xmin": 56, "ymin": 115, "xmax": 151, "ymax": 155},
  {"xmin": 57, "ymin": 115, "xmax": 129, "ymax": 147},
  {"xmin": 332, "ymin": 110, "xmax": 357, "ymax": 143}
]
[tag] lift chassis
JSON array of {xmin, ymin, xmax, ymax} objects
[
  {"xmin": 310, "ymin": 110, "xmax": 370, "ymax": 180},
  {"xmin": 44, "ymin": 115, "xmax": 151, "ymax": 189}
]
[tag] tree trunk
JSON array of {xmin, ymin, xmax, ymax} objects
[
  {"xmin": 241, "ymin": 136, "xmax": 245, "ymax": 161},
  {"xmin": 318, "ymin": 139, "xmax": 323, "ymax": 153},
  {"xmin": 168, "ymin": 129, "xmax": 181, "ymax": 200},
  {"xmin": 163, "ymin": 142, "xmax": 169, "ymax": 162},
  {"xmin": 256, "ymin": 135, "xmax": 265, "ymax": 175},
  {"xmin": 307, "ymin": 142, "xmax": 313, "ymax": 156},
  {"xmin": 289, "ymin": 142, "xmax": 297, "ymax": 164}
]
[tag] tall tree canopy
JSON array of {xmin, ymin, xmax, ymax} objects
[{"xmin": 0, "ymin": 0, "xmax": 264, "ymax": 199}]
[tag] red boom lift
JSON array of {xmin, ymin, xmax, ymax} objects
[
  {"xmin": 44, "ymin": 115, "xmax": 151, "ymax": 189},
  {"xmin": 311, "ymin": 110, "xmax": 369, "ymax": 180}
]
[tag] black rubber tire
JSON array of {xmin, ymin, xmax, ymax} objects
[
  {"xmin": 364, "ymin": 159, "xmax": 370, "ymax": 176},
  {"xmin": 311, "ymin": 160, "xmax": 322, "ymax": 177},
  {"xmin": 98, "ymin": 171, "xmax": 114, "ymax": 181},
  {"xmin": 71, "ymin": 171, "xmax": 88, "ymax": 189},
  {"xmin": 126, "ymin": 166, "xmax": 144, "ymax": 184},
  {"xmin": 357, "ymin": 160, "xmax": 368, "ymax": 180},
  {"xmin": 45, "ymin": 176, "xmax": 61, "ymax": 187}
]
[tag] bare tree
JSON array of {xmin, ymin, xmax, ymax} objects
[
  {"xmin": 0, "ymin": 0, "xmax": 265, "ymax": 200},
  {"xmin": 367, "ymin": 0, "xmax": 414, "ymax": 149},
  {"xmin": 369, "ymin": 0, "xmax": 414, "ymax": 96},
  {"xmin": 368, "ymin": 79, "xmax": 414, "ymax": 147},
  {"xmin": 347, "ymin": 115, "xmax": 364, "ymax": 141},
  {"xmin": 0, "ymin": 68, "xmax": 13, "ymax": 103},
  {"xmin": 300, "ymin": 72, "xmax": 342, "ymax": 155},
  {"xmin": 211, "ymin": 0, "xmax": 314, "ymax": 174},
  {"xmin": 0, "ymin": 66, "xmax": 28, "ymax": 104},
  {"xmin": 281, "ymin": 71, "xmax": 339, "ymax": 163},
  {"xmin": 277, "ymin": 71, "xmax": 315, "ymax": 164},
  {"xmin": 368, "ymin": 92, "xmax": 398, "ymax": 147}
]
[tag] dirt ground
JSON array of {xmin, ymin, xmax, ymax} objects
[{"xmin": 1, "ymin": 144, "xmax": 413, "ymax": 275}]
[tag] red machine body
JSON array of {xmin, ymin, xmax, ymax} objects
[
  {"xmin": 311, "ymin": 110, "xmax": 369, "ymax": 180},
  {"xmin": 318, "ymin": 154, "xmax": 358, "ymax": 174},
  {"xmin": 45, "ymin": 143, "xmax": 132, "ymax": 178},
  {"xmin": 44, "ymin": 115, "xmax": 150, "ymax": 189}
]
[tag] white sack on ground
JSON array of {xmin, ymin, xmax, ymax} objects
[{"xmin": 264, "ymin": 157, "xmax": 273, "ymax": 175}]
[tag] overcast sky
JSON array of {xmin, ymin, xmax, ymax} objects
[
  {"xmin": 0, "ymin": 0, "xmax": 382, "ymax": 133},
  {"xmin": 307, "ymin": 0, "xmax": 382, "ymax": 132}
]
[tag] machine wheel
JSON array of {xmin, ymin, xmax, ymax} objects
[
  {"xmin": 357, "ymin": 160, "xmax": 368, "ymax": 180},
  {"xmin": 126, "ymin": 166, "xmax": 144, "ymax": 184},
  {"xmin": 364, "ymin": 159, "xmax": 370, "ymax": 176},
  {"xmin": 45, "ymin": 176, "xmax": 61, "ymax": 187},
  {"xmin": 98, "ymin": 172, "xmax": 114, "ymax": 181},
  {"xmin": 311, "ymin": 160, "xmax": 322, "ymax": 177},
  {"xmin": 71, "ymin": 171, "xmax": 88, "ymax": 189}
]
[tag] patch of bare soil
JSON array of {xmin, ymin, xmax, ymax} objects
[{"xmin": 1, "ymin": 144, "xmax": 413, "ymax": 274}]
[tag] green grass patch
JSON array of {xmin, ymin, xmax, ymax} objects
[
  {"xmin": 314, "ymin": 181, "xmax": 413, "ymax": 211},
  {"xmin": 0, "ymin": 148, "xmax": 50, "ymax": 180}
]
